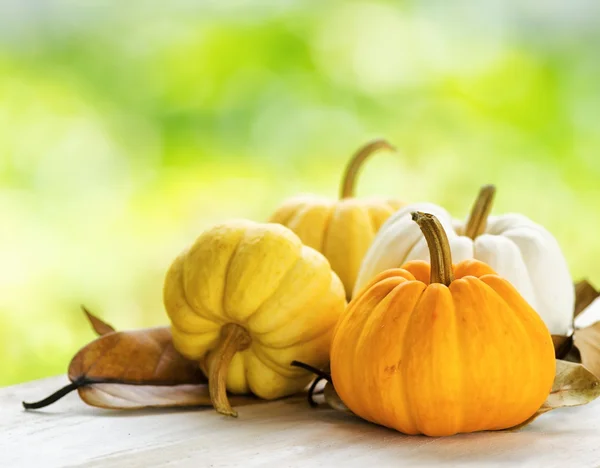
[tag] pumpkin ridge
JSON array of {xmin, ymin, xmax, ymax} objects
[
  {"xmin": 255, "ymin": 318, "xmax": 333, "ymax": 350},
  {"xmin": 286, "ymin": 202, "xmax": 333, "ymax": 251},
  {"xmin": 339, "ymin": 279, "xmax": 405, "ymax": 419},
  {"xmin": 322, "ymin": 203, "xmax": 353, "ymax": 292},
  {"xmin": 321, "ymin": 203, "xmax": 340, "ymax": 286},
  {"xmin": 225, "ymin": 226, "xmax": 303, "ymax": 324},
  {"xmin": 479, "ymin": 277, "xmax": 515, "ymax": 430},
  {"xmin": 364, "ymin": 202, "xmax": 395, "ymax": 233},
  {"xmin": 398, "ymin": 283, "xmax": 427, "ymax": 434},
  {"xmin": 494, "ymin": 232, "xmax": 541, "ymax": 311},
  {"xmin": 445, "ymin": 287, "xmax": 464, "ymax": 435},
  {"xmin": 249, "ymin": 342, "xmax": 301, "ymax": 379},
  {"xmin": 318, "ymin": 205, "xmax": 335, "ymax": 256},
  {"xmin": 475, "ymin": 277, "xmax": 536, "ymax": 429},
  {"xmin": 353, "ymin": 268, "xmax": 416, "ymax": 299},
  {"xmin": 219, "ymin": 231, "xmax": 246, "ymax": 323},
  {"xmin": 241, "ymin": 255, "xmax": 303, "ymax": 326},
  {"xmin": 486, "ymin": 213, "xmax": 542, "ymax": 236},
  {"xmin": 354, "ymin": 281, "xmax": 408, "ymax": 424},
  {"xmin": 450, "ymin": 277, "xmax": 495, "ymax": 432},
  {"xmin": 164, "ymin": 255, "xmax": 222, "ymax": 334},
  {"xmin": 365, "ymin": 206, "xmax": 379, "ymax": 241},
  {"xmin": 180, "ymin": 254, "xmax": 225, "ymax": 326},
  {"xmin": 277, "ymin": 200, "xmax": 306, "ymax": 226},
  {"xmin": 246, "ymin": 246, "xmax": 337, "ymax": 337},
  {"xmin": 480, "ymin": 275, "xmax": 555, "ymax": 419},
  {"xmin": 381, "ymin": 280, "xmax": 427, "ymax": 434},
  {"xmin": 450, "ymin": 283, "xmax": 471, "ymax": 433}
]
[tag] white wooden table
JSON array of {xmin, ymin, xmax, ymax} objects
[{"xmin": 3, "ymin": 375, "xmax": 600, "ymax": 467}]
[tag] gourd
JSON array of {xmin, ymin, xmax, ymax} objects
[
  {"xmin": 331, "ymin": 211, "xmax": 555, "ymax": 437},
  {"xmin": 269, "ymin": 140, "xmax": 406, "ymax": 299},
  {"xmin": 354, "ymin": 185, "xmax": 574, "ymax": 335},
  {"xmin": 163, "ymin": 220, "xmax": 346, "ymax": 416}
]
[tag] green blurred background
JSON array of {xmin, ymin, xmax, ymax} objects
[{"xmin": 1, "ymin": 1, "xmax": 599, "ymax": 386}]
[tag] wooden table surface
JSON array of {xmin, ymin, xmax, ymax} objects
[{"xmin": 2, "ymin": 375, "xmax": 600, "ymax": 468}]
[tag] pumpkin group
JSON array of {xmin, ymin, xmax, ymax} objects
[
  {"xmin": 331, "ymin": 211, "xmax": 555, "ymax": 437},
  {"xmin": 354, "ymin": 185, "xmax": 574, "ymax": 335},
  {"xmin": 269, "ymin": 139, "xmax": 406, "ymax": 298},
  {"xmin": 163, "ymin": 220, "xmax": 346, "ymax": 416}
]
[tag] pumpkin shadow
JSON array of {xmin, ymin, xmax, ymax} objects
[{"xmin": 300, "ymin": 404, "xmax": 580, "ymax": 465}]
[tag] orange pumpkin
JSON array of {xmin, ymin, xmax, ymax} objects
[{"xmin": 330, "ymin": 211, "xmax": 555, "ymax": 437}]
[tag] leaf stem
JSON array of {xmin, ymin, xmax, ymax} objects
[
  {"xmin": 411, "ymin": 212, "xmax": 454, "ymax": 286},
  {"xmin": 339, "ymin": 139, "xmax": 395, "ymax": 199},
  {"xmin": 22, "ymin": 378, "xmax": 86, "ymax": 409},
  {"xmin": 290, "ymin": 360, "xmax": 332, "ymax": 382},
  {"xmin": 464, "ymin": 185, "xmax": 496, "ymax": 239},
  {"xmin": 208, "ymin": 323, "xmax": 251, "ymax": 417}
]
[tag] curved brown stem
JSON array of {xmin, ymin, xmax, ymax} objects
[
  {"xmin": 209, "ymin": 323, "xmax": 251, "ymax": 417},
  {"xmin": 339, "ymin": 139, "xmax": 396, "ymax": 199},
  {"xmin": 290, "ymin": 360, "xmax": 332, "ymax": 382},
  {"xmin": 411, "ymin": 212, "xmax": 454, "ymax": 286},
  {"xmin": 22, "ymin": 378, "xmax": 87, "ymax": 409},
  {"xmin": 290, "ymin": 360, "xmax": 331, "ymax": 408},
  {"xmin": 464, "ymin": 185, "xmax": 496, "ymax": 239}
]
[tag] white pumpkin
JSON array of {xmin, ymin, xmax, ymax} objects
[{"xmin": 354, "ymin": 185, "xmax": 574, "ymax": 335}]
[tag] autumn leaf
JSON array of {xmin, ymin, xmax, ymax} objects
[
  {"xmin": 66, "ymin": 326, "xmax": 206, "ymax": 387},
  {"xmin": 323, "ymin": 381, "xmax": 350, "ymax": 413},
  {"xmin": 78, "ymin": 383, "xmax": 258, "ymax": 410},
  {"xmin": 574, "ymin": 321, "xmax": 600, "ymax": 379},
  {"xmin": 574, "ymin": 280, "xmax": 600, "ymax": 318},
  {"xmin": 552, "ymin": 279, "xmax": 599, "ymax": 361},
  {"xmin": 563, "ymin": 279, "xmax": 600, "ymax": 378},
  {"xmin": 81, "ymin": 305, "xmax": 116, "ymax": 336},
  {"xmin": 552, "ymin": 334, "xmax": 574, "ymax": 360},
  {"xmin": 22, "ymin": 309, "xmax": 220, "ymax": 411}
]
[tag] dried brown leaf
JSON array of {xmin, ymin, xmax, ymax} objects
[
  {"xmin": 78, "ymin": 383, "xmax": 258, "ymax": 410},
  {"xmin": 550, "ymin": 280, "xmax": 598, "ymax": 362},
  {"xmin": 513, "ymin": 360, "xmax": 600, "ymax": 429},
  {"xmin": 574, "ymin": 321, "xmax": 600, "ymax": 379},
  {"xmin": 552, "ymin": 334, "xmax": 572, "ymax": 359},
  {"xmin": 551, "ymin": 334, "xmax": 581, "ymax": 362},
  {"xmin": 67, "ymin": 326, "xmax": 206, "ymax": 386},
  {"xmin": 81, "ymin": 305, "xmax": 116, "ymax": 336},
  {"xmin": 574, "ymin": 280, "xmax": 600, "ymax": 319},
  {"xmin": 23, "ymin": 323, "xmax": 209, "ymax": 410},
  {"xmin": 323, "ymin": 382, "xmax": 351, "ymax": 413}
]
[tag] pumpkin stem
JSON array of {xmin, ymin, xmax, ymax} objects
[
  {"xmin": 411, "ymin": 211, "xmax": 454, "ymax": 286},
  {"xmin": 209, "ymin": 323, "xmax": 251, "ymax": 417},
  {"xmin": 339, "ymin": 139, "xmax": 396, "ymax": 199},
  {"xmin": 464, "ymin": 184, "xmax": 496, "ymax": 239}
]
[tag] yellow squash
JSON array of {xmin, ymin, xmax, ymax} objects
[
  {"xmin": 163, "ymin": 220, "xmax": 346, "ymax": 416},
  {"xmin": 270, "ymin": 140, "xmax": 406, "ymax": 298}
]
